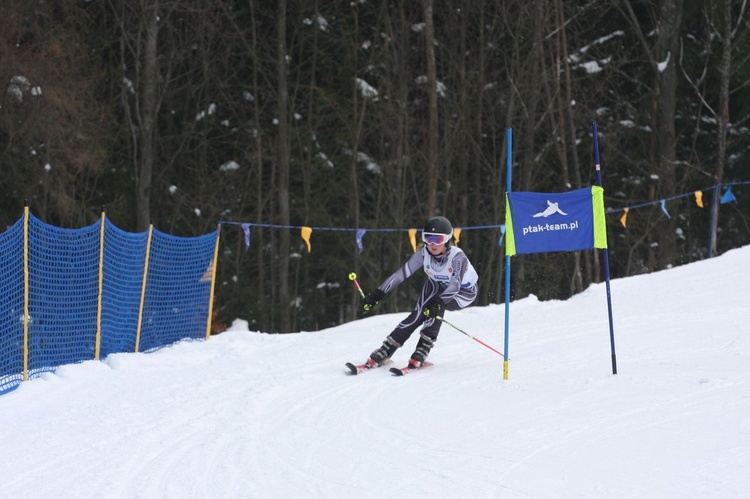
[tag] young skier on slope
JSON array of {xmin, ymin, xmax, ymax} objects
[{"xmin": 360, "ymin": 216, "xmax": 479, "ymax": 369}]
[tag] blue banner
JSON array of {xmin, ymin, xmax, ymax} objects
[{"xmin": 505, "ymin": 186, "xmax": 606, "ymax": 256}]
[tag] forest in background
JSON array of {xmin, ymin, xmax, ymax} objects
[{"xmin": 2, "ymin": 0, "xmax": 749, "ymax": 333}]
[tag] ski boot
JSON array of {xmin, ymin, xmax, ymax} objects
[
  {"xmin": 408, "ymin": 332, "xmax": 435, "ymax": 368},
  {"xmin": 370, "ymin": 336, "xmax": 401, "ymax": 366}
]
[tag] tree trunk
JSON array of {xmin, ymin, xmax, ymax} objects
[
  {"xmin": 710, "ymin": 0, "xmax": 733, "ymax": 257},
  {"xmin": 655, "ymin": 0, "xmax": 684, "ymax": 269},
  {"xmin": 423, "ymin": 0, "xmax": 438, "ymax": 215},
  {"xmin": 516, "ymin": 0, "xmax": 545, "ymax": 297},
  {"xmin": 277, "ymin": 0, "xmax": 291, "ymax": 332},
  {"xmin": 136, "ymin": 0, "xmax": 159, "ymax": 232}
]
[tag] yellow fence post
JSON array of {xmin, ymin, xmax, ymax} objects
[
  {"xmin": 22, "ymin": 205, "xmax": 29, "ymax": 382},
  {"xmin": 206, "ymin": 224, "xmax": 221, "ymax": 339},
  {"xmin": 95, "ymin": 211, "xmax": 105, "ymax": 360},
  {"xmin": 135, "ymin": 225, "xmax": 153, "ymax": 353}
]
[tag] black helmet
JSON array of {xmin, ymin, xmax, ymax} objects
[{"xmin": 423, "ymin": 216, "xmax": 453, "ymax": 246}]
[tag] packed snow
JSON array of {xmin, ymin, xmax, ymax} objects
[{"xmin": 1, "ymin": 246, "xmax": 749, "ymax": 498}]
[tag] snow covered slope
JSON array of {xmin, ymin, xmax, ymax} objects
[{"xmin": 1, "ymin": 247, "xmax": 749, "ymax": 498}]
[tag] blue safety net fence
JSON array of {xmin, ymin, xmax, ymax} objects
[
  {"xmin": 0, "ymin": 218, "xmax": 25, "ymax": 394},
  {"xmin": 0, "ymin": 212, "xmax": 218, "ymax": 395}
]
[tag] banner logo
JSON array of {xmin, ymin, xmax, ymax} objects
[{"xmin": 532, "ymin": 200, "xmax": 568, "ymax": 218}]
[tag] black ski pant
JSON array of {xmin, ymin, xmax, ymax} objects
[{"xmin": 388, "ymin": 280, "xmax": 461, "ymax": 346}]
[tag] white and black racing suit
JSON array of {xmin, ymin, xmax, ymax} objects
[{"xmin": 376, "ymin": 245, "xmax": 478, "ymax": 345}]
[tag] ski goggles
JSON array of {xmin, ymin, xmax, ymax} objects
[{"xmin": 422, "ymin": 232, "xmax": 451, "ymax": 245}]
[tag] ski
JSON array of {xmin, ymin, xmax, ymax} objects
[
  {"xmin": 345, "ymin": 359, "xmax": 393, "ymax": 375},
  {"xmin": 390, "ymin": 361, "xmax": 434, "ymax": 376}
]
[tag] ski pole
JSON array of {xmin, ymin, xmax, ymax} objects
[
  {"xmin": 436, "ymin": 316, "xmax": 505, "ymax": 357},
  {"xmin": 348, "ymin": 272, "xmax": 366, "ymax": 299}
]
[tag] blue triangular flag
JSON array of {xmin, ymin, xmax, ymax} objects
[
  {"xmin": 660, "ymin": 200, "xmax": 671, "ymax": 219},
  {"xmin": 356, "ymin": 229, "xmax": 366, "ymax": 253},
  {"xmin": 721, "ymin": 186, "xmax": 736, "ymax": 204},
  {"xmin": 241, "ymin": 223, "xmax": 252, "ymax": 251}
]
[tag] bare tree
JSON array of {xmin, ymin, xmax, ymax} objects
[
  {"xmin": 109, "ymin": 0, "xmax": 167, "ymax": 231},
  {"xmin": 707, "ymin": 0, "xmax": 747, "ymax": 256},
  {"xmin": 137, "ymin": 0, "xmax": 160, "ymax": 232},
  {"xmin": 0, "ymin": 0, "xmax": 112, "ymax": 227},
  {"xmin": 621, "ymin": 0, "xmax": 685, "ymax": 270},
  {"xmin": 423, "ymin": 0, "xmax": 439, "ymax": 215},
  {"xmin": 513, "ymin": 0, "xmax": 547, "ymax": 297},
  {"xmin": 276, "ymin": 0, "xmax": 292, "ymax": 333}
]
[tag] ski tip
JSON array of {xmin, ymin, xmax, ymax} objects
[
  {"xmin": 345, "ymin": 358, "xmax": 395, "ymax": 375},
  {"xmin": 390, "ymin": 361, "xmax": 433, "ymax": 376}
]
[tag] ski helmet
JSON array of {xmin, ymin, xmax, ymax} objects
[{"xmin": 422, "ymin": 216, "xmax": 453, "ymax": 246}]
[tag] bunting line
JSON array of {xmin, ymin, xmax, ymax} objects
[
  {"xmin": 220, "ymin": 221, "xmax": 505, "ymax": 253},
  {"xmin": 605, "ymin": 181, "xmax": 748, "ymax": 214},
  {"xmin": 220, "ymin": 221, "xmax": 505, "ymax": 232},
  {"xmin": 223, "ymin": 181, "xmax": 748, "ymax": 252}
]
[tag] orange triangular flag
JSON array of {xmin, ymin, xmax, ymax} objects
[
  {"xmin": 408, "ymin": 228, "xmax": 417, "ymax": 253},
  {"xmin": 453, "ymin": 228, "xmax": 462, "ymax": 246},
  {"xmin": 694, "ymin": 191, "xmax": 704, "ymax": 208},
  {"xmin": 301, "ymin": 226, "xmax": 312, "ymax": 253},
  {"xmin": 620, "ymin": 208, "xmax": 629, "ymax": 228}
]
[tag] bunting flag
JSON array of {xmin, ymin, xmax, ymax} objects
[
  {"xmin": 453, "ymin": 228, "xmax": 462, "ymax": 246},
  {"xmin": 660, "ymin": 200, "xmax": 671, "ymax": 219},
  {"xmin": 721, "ymin": 186, "xmax": 736, "ymax": 204},
  {"xmin": 505, "ymin": 186, "xmax": 607, "ymax": 256},
  {"xmin": 355, "ymin": 229, "xmax": 366, "ymax": 253},
  {"xmin": 620, "ymin": 208, "xmax": 629, "ymax": 228},
  {"xmin": 301, "ymin": 226, "xmax": 312, "ymax": 253},
  {"xmin": 241, "ymin": 223, "xmax": 252, "ymax": 251},
  {"xmin": 694, "ymin": 191, "xmax": 704, "ymax": 208},
  {"xmin": 408, "ymin": 228, "xmax": 417, "ymax": 252},
  {"xmin": 200, "ymin": 264, "xmax": 214, "ymax": 283},
  {"xmin": 498, "ymin": 225, "xmax": 506, "ymax": 246}
]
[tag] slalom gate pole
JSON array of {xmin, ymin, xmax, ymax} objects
[
  {"xmin": 592, "ymin": 121, "xmax": 618, "ymax": 375},
  {"xmin": 436, "ymin": 316, "xmax": 505, "ymax": 358},
  {"xmin": 503, "ymin": 127, "xmax": 513, "ymax": 379},
  {"xmin": 348, "ymin": 272, "xmax": 366, "ymax": 299}
]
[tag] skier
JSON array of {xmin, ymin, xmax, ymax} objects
[{"xmin": 360, "ymin": 216, "xmax": 479, "ymax": 369}]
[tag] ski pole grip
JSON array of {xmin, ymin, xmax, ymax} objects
[{"xmin": 349, "ymin": 272, "xmax": 366, "ymax": 298}]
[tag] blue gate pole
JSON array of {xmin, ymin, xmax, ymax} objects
[
  {"xmin": 592, "ymin": 121, "xmax": 617, "ymax": 375},
  {"xmin": 503, "ymin": 127, "xmax": 512, "ymax": 380}
]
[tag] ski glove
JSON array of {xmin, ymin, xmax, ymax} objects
[
  {"xmin": 363, "ymin": 289, "xmax": 385, "ymax": 312},
  {"xmin": 423, "ymin": 299, "xmax": 444, "ymax": 319}
]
